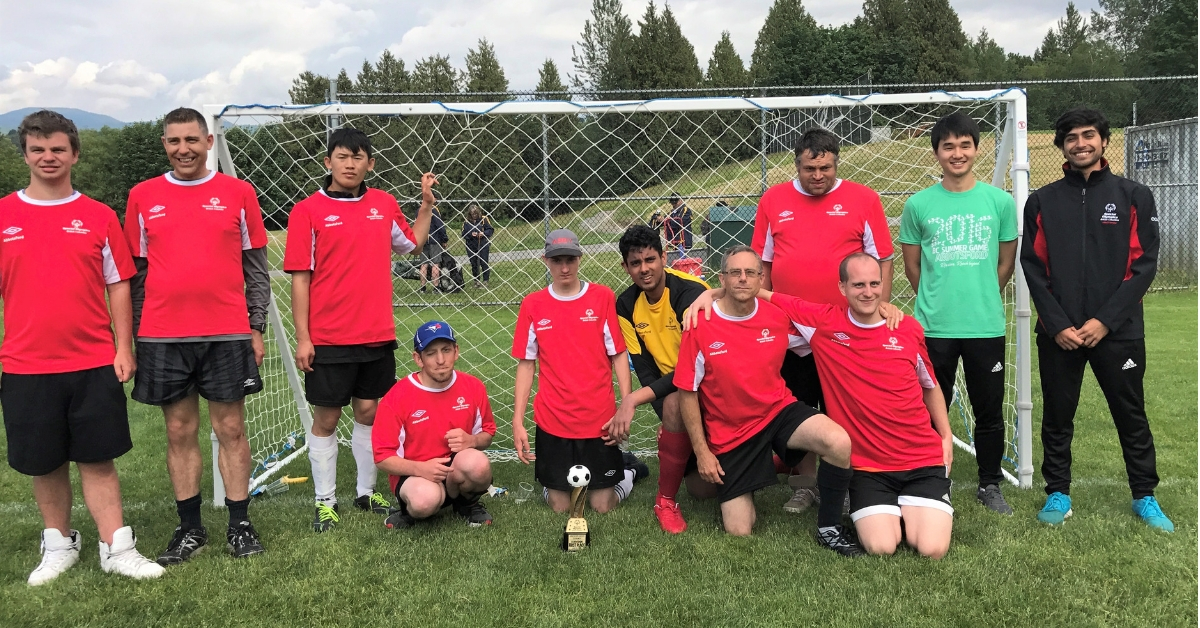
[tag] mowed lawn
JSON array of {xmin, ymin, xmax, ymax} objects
[{"xmin": 0, "ymin": 291, "xmax": 1194, "ymax": 628}]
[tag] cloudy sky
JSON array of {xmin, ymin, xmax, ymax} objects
[{"xmin": 0, "ymin": 0, "xmax": 1099, "ymax": 121}]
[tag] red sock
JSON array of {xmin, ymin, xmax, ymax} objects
[
  {"xmin": 773, "ymin": 454, "xmax": 791, "ymax": 475},
  {"xmin": 657, "ymin": 428, "xmax": 692, "ymax": 500}
]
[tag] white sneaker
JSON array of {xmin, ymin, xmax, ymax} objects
[
  {"xmin": 28, "ymin": 528, "xmax": 80, "ymax": 586},
  {"xmin": 99, "ymin": 526, "xmax": 165, "ymax": 580}
]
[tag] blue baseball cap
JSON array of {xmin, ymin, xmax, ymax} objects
[{"xmin": 413, "ymin": 320, "xmax": 456, "ymax": 352}]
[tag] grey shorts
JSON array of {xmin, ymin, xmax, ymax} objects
[{"xmin": 420, "ymin": 241, "xmax": 446, "ymax": 264}]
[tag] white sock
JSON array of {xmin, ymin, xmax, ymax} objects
[
  {"xmin": 308, "ymin": 431, "xmax": 338, "ymax": 504},
  {"xmin": 613, "ymin": 469, "xmax": 635, "ymax": 503},
  {"xmin": 351, "ymin": 422, "xmax": 378, "ymax": 498}
]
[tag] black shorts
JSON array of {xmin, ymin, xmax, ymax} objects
[
  {"xmin": 1, "ymin": 366, "xmax": 132, "ymax": 476},
  {"xmin": 782, "ymin": 351, "xmax": 824, "ymax": 411},
  {"xmin": 534, "ymin": 426, "xmax": 624, "ymax": 492},
  {"xmin": 848, "ymin": 466, "xmax": 954, "ymax": 522},
  {"xmin": 305, "ymin": 352, "xmax": 396, "ymax": 407},
  {"xmin": 715, "ymin": 401, "xmax": 817, "ymax": 502},
  {"xmin": 132, "ymin": 340, "xmax": 263, "ymax": 405},
  {"xmin": 393, "ymin": 454, "xmax": 457, "ymax": 510}
]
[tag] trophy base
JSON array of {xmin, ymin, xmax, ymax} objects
[{"xmin": 561, "ymin": 517, "xmax": 590, "ymax": 551}]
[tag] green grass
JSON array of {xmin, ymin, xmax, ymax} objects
[{"xmin": 0, "ymin": 291, "xmax": 1194, "ymax": 627}]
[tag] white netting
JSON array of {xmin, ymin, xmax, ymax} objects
[{"xmin": 213, "ymin": 91, "xmax": 1030, "ymax": 488}]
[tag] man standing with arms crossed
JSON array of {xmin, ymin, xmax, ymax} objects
[
  {"xmin": 1, "ymin": 111, "xmax": 163, "ymax": 584},
  {"xmin": 126, "ymin": 107, "xmax": 270, "ymax": 563},
  {"xmin": 751, "ymin": 128, "xmax": 895, "ymax": 512},
  {"xmin": 284, "ymin": 127, "xmax": 434, "ymax": 532},
  {"xmin": 612, "ymin": 225, "xmax": 709, "ymax": 533},
  {"xmin": 1021, "ymin": 108, "xmax": 1172, "ymax": 531},
  {"xmin": 899, "ymin": 113, "xmax": 1018, "ymax": 515}
]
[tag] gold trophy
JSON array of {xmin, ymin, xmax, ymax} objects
[{"xmin": 561, "ymin": 465, "xmax": 591, "ymax": 551}]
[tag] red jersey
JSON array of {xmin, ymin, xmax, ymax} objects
[
  {"xmin": 0, "ymin": 191, "xmax": 136, "ymax": 374},
  {"xmin": 752, "ymin": 179, "xmax": 894, "ymax": 305},
  {"xmin": 510, "ymin": 282, "xmax": 626, "ymax": 439},
  {"xmin": 673, "ymin": 299, "xmax": 803, "ymax": 454},
  {"xmin": 124, "ymin": 171, "xmax": 268, "ymax": 337},
  {"xmin": 372, "ymin": 371, "xmax": 496, "ymax": 493},
  {"xmin": 773, "ymin": 293, "xmax": 942, "ymax": 472},
  {"xmin": 282, "ymin": 189, "xmax": 417, "ymax": 346}
]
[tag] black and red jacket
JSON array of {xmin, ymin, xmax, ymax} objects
[{"xmin": 1020, "ymin": 160, "xmax": 1159, "ymax": 340}]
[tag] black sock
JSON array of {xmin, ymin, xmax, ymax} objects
[
  {"xmin": 816, "ymin": 461, "xmax": 853, "ymax": 528},
  {"xmin": 225, "ymin": 497, "xmax": 251, "ymax": 527},
  {"xmin": 176, "ymin": 494, "xmax": 203, "ymax": 530}
]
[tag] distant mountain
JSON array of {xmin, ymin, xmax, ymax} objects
[{"xmin": 0, "ymin": 107, "xmax": 127, "ymax": 132}]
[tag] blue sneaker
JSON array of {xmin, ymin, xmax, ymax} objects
[
  {"xmin": 1132, "ymin": 496, "xmax": 1174, "ymax": 532},
  {"xmin": 1037, "ymin": 492, "xmax": 1073, "ymax": 525}
]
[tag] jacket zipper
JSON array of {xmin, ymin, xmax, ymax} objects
[{"xmin": 1080, "ymin": 187, "xmax": 1087, "ymax": 312}]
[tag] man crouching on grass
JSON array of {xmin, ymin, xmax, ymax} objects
[{"xmin": 372, "ymin": 321, "xmax": 497, "ymax": 528}]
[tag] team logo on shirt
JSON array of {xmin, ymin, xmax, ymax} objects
[
  {"xmin": 827, "ymin": 204, "xmax": 848, "ymax": 216},
  {"xmin": 367, "ymin": 208, "xmax": 384, "ymax": 220},
  {"xmin": 831, "ymin": 331, "xmax": 851, "ymax": 347},
  {"xmin": 148, "ymin": 205, "xmax": 166, "ymax": 213},
  {"xmin": 757, "ymin": 328, "xmax": 776, "ymax": 343},
  {"xmin": 202, "ymin": 197, "xmax": 226, "ymax": 212},
  {"xmin": 537, "ymin": 318, "xmax": 553, "ymax": 331},
  {"xmin": 883, "ymin": 336, "xmax": 904, "ymax": 351},
  {"xmin": 1100, "ymin": 203, "xmax": 1120, "ymax": 224},
  {"xmin": 778, "ymin": 210, "xmax": 794, "ymax": 223},
  {"xmin": 2, "ymin": 226, "xmax": 22, "ymax": 242},
  {"xmin": 63, "ymin": 219, "xmax": 90, "ymax": 235},
  {"xmin": 453, "ymin": 396, "xmax": 470, "ymax": 411},
  {"xmin": 580, "ymin": 308, "xmax": 598, "ymax": 322},
  {"xmin": 411, "ymin": 409, "xmax": 429, "ymax": 423},
  {"xmin": 708, "ymin": 341, "xmax": 727, "ymax": 356},
  {"xmin": 324, "ymin": 215, "xmax": 343, "ymax": 227}
]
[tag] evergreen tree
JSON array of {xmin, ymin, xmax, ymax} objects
[
  {"xmin": 1130, "ymin": 0, "xmax": 1197, "ymax": 121},
  {"xmin": 905, "ymin": 0, "xmax": 968, "ymax": 81},
  {"xmin": 536, "ymin": 59, "xmax": 568, "ymax": 95},
  {"xmin": 705, "ymin": 31, "xmax": 748, "ymax": 88},
  {"xmin": 374, "ymin": 50, "xmax": 411, "ymax": 93},
  {"xmin": 658, "ymin": 4, "xmax": 704, "ymax": 89},
  {"xmin": 860, "ymin": 0, "xmax": 916, "ymax": 84},
  {"xmin": 0, "ymin": 132, "xmax": 24, "ymax": 197},
  {"xmin": 750, "ymin": 0, "xmax": 819, "ymax": 85},
  {"xmin": 1027, "ymin": 3, "xmax": 1131, "ymax": 127},
  {"xmin": 1091, "ymin": 0, "xmax": 1168, "ymax": 57},
  {"xmin": 571, "ymin": 0, "xmax": 635, "ymax": 92},
  {"xmin": 464, "ymin": 38, "xmax": 510, "ymax": 95},
  {"xmin": 334, "ymin": 69, "xmax": 353, "ymax": 96},
  {"xmin": 355, "ymin": 59, "xmax": 379, "ymax": 93},
  {"xmin": 410, "ymin": 54, "xmax": 461, "ymax": 94},
  {"xmin": 288, "ymin": 71, "xmax": 330, "ymax": 105}
]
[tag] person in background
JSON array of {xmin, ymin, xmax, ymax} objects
[{"xmin": 462, "ymin": 204, "xmax": 494, "ymax": 289}]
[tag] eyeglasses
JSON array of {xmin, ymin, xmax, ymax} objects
[{"xmin": 722, "ymin": 269, "xmax": 762, "ymax": 278}]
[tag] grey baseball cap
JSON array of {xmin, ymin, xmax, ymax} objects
[{"xmin": 545, "ymin": 228, "xmax": 583, "ymax": 257}]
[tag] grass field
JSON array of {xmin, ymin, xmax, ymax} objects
[{"xmin": 0, "ymin": 290, "xmax": 1193, "ymax": 627}]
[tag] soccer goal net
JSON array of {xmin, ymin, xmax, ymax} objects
[{"xmin": 204, "ymin": 89, "xmax": 1034, "ymax": 497}]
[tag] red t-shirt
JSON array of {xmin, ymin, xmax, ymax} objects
[
  {"xmin": 124, "ymin": 171, "xmax": 268, "ymax": 337},
  {"xmin": 673, "ymin": 299, "xmax": 803, "ymax": 454},
  {"xmin": 282, "ymin": 189, "xmax": 417, "ymax": 346},
  {"xmin": 772, "ymin": 293, "xmax": 942, "ymax": 472},
  {"xmin": 752, "ymin": 179, "xmax": 894, "ymax": 305},
  {"xmin": 510, "ymin": 282, "xmax": 626, "ymax": 439},
  {"xmin": 372, "ymin": 371, "xmax": 496, "ymax": 494},
  {"xmin": 0, "ymin": 191, "xmax": 136, "ymax": 374}
]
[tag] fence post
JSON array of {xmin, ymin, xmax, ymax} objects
[
  {"xmin": 541, "ymin": 114, "xmax": 551, "ymax": 283},
  {"xmin": 759, "ymin": 88, "xmax": 768, "ymax": 195}
]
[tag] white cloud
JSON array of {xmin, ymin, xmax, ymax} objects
[{"xmin": 0, "ymin": 57, "xmax": 168, "ymax": 114}]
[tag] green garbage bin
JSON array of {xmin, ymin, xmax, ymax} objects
[{"xmin": 705, "ymin": 205, "xmax": 757, "ymax": 274}]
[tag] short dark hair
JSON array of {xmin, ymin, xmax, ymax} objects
[
  {"xmin": 930, "ymin": 113, "xmax": 980, "ymax": 150},
  {"xmin": 1053, "ymin": 108, "xmax": 1110, "ymax": 148},
  {"xmin": 162, "ymin": 107, "xmax": 208, "ymax": 135},
  {"xmin": 838, "ymin": 252, "xmax": 882, "ymax": 283},
  {"xmin": 795, "ymin": 128, "xmax": 840, "ymax": 161},
  {"xmin": 720, "ymin": 245, "xmax": 762, "ymax": 274},
  {"xmin": 18, "ymin": 110, "xmax": 80, "ymax": 154},
  {"xmin": 328, "ymin": 127, "xmax": 373, "ymax": 159},
  {"xmin": 619, "ymin": 224, "xmax": 663, "ymax": 261},
  {"xmin": 668, "ymin": 192, "xmax": 681, "ymax": 204}
]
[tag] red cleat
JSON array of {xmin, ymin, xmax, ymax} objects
[{"xmin": 654, "ymin": 494, "xmax": 688, "ymax": 534}]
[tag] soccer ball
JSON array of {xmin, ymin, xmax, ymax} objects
[{"xmin": 567, "ymin": 465, "xmax": 591, "ymax": 488}]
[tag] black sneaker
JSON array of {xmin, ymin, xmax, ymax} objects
[
  {"xmin": 384, "ymin": 506, "xmax": 415, "ymax": 530},
  {"xmin": 454, "ymin": 499, "xmax": 493, "ymax": 527},
  {"xmin": 354, "ymin": 492, "xmax": 391, "ymax": 515},
  {"xmin": 226, "ymin": 521, "xmax": 265, "ymax": 558},
  {"xmin": 977, "ymin": 484, "xmax": 1014, "ymax": 515},
  {"xmin": 622, "ymin": 451, "xmax": 650, "ymax": 483},
  {"xmin": 156, "ymin": 526, "xmax": 208, "ymax": 566},
  {"xmin": 313, "ymin": 502, "xmax": 340, "ymax": 533},
  {"xmin": 816, "ymin": 525, "xmax": 864, "ymax": 557}
]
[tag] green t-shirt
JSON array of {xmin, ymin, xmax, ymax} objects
[{"xmin": 899, "ymin": 181, "xmax": 1018, "ymax": 338}]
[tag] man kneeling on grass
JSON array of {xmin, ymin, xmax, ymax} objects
[{"xmin": 371, "ymin": 321, "xmax": 496, "ymax": 528}]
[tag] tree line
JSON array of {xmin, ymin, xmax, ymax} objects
[{"xmin": 0, "ymin": 0, "xmax": 1194, "ymax": 224}]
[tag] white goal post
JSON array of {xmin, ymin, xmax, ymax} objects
[{"xmin": 202, "ymin": 89, "xmax": 1035, "ymax": 502}]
